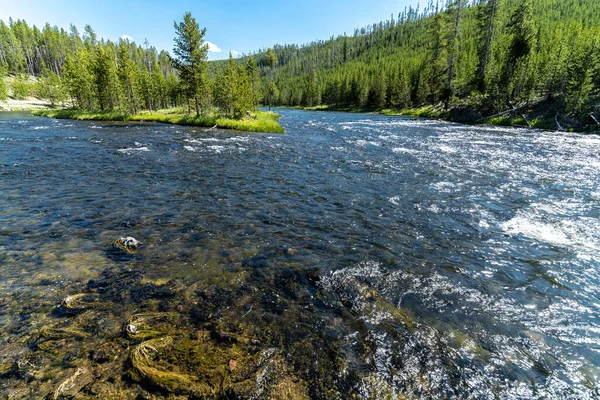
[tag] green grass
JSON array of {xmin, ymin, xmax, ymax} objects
[
  {"xmin": 32, "ymin": 108, "xmax": 285, "ymax": 134},
  {"xmin": 299, "ymin": 104, "xmax": 452, "ymax": 119},
  {"xmin": 382, "ymin": 106, "xmax": 451, "ymax": 119},
  {"xmin": 299, "ymin": 104, "xmax": 380, "ymax": 113},
  {"xmin": 481, "ymin": 115, "xmax": 554, "ymax": 130}
]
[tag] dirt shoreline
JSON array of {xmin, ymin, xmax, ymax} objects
[{"xmin": 0, "ymin": 97, "xmax": 53, "ymax": 111}]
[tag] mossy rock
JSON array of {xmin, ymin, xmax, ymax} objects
[{"xmin": 129, "ymin": 332, "xmax": 263, "ymax": 397}]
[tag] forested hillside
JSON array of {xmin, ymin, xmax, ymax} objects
[
  {"xmin": 0, "ymin": 15, "xmax": 258, "ymax": 119},
  {"xmin": 0, "ymin": 20, "xmax": 176, "ymax": 108},
  {"xmin": 249, "ymin": 0, "xmax": 600, "ymax": 129},
  {"xmin": 1, "ymin": 1, "xmax": 599, "ymax": 129}
]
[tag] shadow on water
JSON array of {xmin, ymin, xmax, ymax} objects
[{"xmin": 0, "ymin": 110, "xmax": 599, "ymax": 398}]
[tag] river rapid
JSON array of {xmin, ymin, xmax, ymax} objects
[{"xmin": 0, "ymin": 109, "xmax": 599, "ymax": 398}]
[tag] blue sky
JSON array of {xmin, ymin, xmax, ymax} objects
[{"xmin": 3, "ymin": 0, "xmax": 415, "ymax": 60}]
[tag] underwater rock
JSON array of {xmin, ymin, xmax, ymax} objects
[
  {"xmin": 125, "ymin": 312, "xmax": 184, "ymax": 340},
  {"xmin": 126, "ymin": 324, "xmax": 138, "ymax": 336},
  {"xmin": 14, "ymin": 353, "xmax": 51, "ymax": 382},
  {"xmin": 113, "ymin": 236, "xmax": 142, "ymax": 254},
  {"xmin": 128, "ymin": 331, "xmax": 264, "ymax": 397},
  {"xmin": 241, "ymin": 255, "xmax": 270, "ymax": 269},
  {"xmin": 52, "ymin": 366, "xmax": 93, "ymax": 399},
  {"xmin": 56, "ymin": 293, "xmax": 100, "ymax": 315}
]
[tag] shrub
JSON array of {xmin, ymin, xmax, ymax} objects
[{"xmin": 11, "ymin": 75, "xmax": 31, "ymax": 100}]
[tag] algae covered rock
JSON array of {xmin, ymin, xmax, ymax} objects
[
  {"xmin": 52, "ymin": 366, "xmax": 93, "ymax": 399},
  {"xmin": 125, "ymin": 311, "xmax": 265, "ymax": 397},
  {"xmin": 56, "ymin": 293, "xmax": 102, "ymax": 315}
]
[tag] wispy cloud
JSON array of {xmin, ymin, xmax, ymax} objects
[
  {"xmin": 206, "ymin": 41, "xmax": 222, "ymax": 53},
  {"xmin": 231, "ymin": 50, "xmax": 240, "ymax": 57},
  {"xmin": 121, "ymin": 34, "xmax": 134, "ymax": 42}
]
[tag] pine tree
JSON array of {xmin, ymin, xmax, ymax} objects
[
  {"xmin": 171, "ymin": 12, "xmax": 209, "ymax": 117},
  {"xmin": 11, "ymin": 74, "xmax": 31, "ymax": 100},
  {"xmin": 63, "ymin": 47, "xmax": 95, "ymax": 109},
  {"xmin": 266, "ymin": 48, "xmax": 278, "ymax": 110},
  {"xmin": 150, "ymin": 60, "xmax": 167, "ymax": 110},
  {"xmin": 444, "ymin": 0, "xmax": 467, "ymax": 105},
  {"xmin": 565, "ymin": 38, "xmax": 596, "ymax": 115},
  {"xmin": 93, "ymin": 45, "xmax": 119, "ymax": 111},
  {"xmin": 423, "ymin": 12, "xmax": 449, "ymax": 104},
  {"xmin": 35, "ymin": 69, "xmax": 66, "ymax": 106},
  {"xmin": 475, "ymin": 0, "xmax": 499, "ymax": 92},
  {"xmin": 215, "ymin": 54, "xmax": 252, "ymax": 118},
  {"xmin": 165, "ymin": 72, "xmax": 180, "ymax": 108},
  {"xmin": 0, "ymin": 20, "xmax": 25, "ymax": 73},
  {"xmin": 83, "ymin": 24, "xmax": 96, "ymax": 49},
  {"xmin": 304, "ymin": 70, "xmax": 320, "ymax": 107},
  {"xmin": 233, "ymin": 62, "xmax": 253, "ymax": 118},
  {"xmin": 499, "ymin": 0, "xmax": 535, "ymax": 101},
  {"xmin": 245, "ymin": 56, "xmax": 259, "ymax": 110},
  {"xmin": 368, "ymin": 71, "xmax": 387, "ymax": 109},
  {"xmin": 117, "ymin": 41, "xmax": 139, "ymax": 113},
  {"xmin": 267, "ymin": 81, "xmax": 279, "ymax": 109},
  {"xmin": 0, "ymin": 65, "xmax": 7, "ymax": 101}
]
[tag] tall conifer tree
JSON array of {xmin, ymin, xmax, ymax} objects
[{"xmin": 171, "ymin": 12, "xmax": 209, "ymax": 117}]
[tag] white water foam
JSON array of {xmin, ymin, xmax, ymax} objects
[
  {"xmin": 117, "ymin": 146, "xmax": 149, "ymax": 153},
  {"xmin": 502, "ymin": 212, "xmax": 600, "ymax": 254}
]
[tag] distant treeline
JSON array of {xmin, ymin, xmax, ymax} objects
[
  {"xmin": 0, "ymin": 15, "xmax": 259, "ymax": 118},
  {"xmin": 1, "ymin": 0, "xmax": 599, "ymax": 123},
  {"xmin": 246, "ymin": 0, "xmax": 599, "ymax": 121}
]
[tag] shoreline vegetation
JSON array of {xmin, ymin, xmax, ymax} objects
[
  {"xmin": 297, "ymin": 100, "xmax": 600, "ymax": 134},
  {"xmin": 1, "ymin": 13, "xmax": 275, "ymax": 134},
  {"xmin": 3, "ymin": 2, "xmax": 599, "ymax": 135},
  {"xmin": 32, "ymin": 108, "xmax": 285, "ymax": 133},
  {"xmin": 255, "ymin": 0, "xmax": 600, "ymax": 135}
]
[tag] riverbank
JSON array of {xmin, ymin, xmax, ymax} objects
[
  {"xmin": 300, "ymin": 100, "xmax": 600, "ymax": 134},
  {"xmin": 32, "ymin": 108, "xmax": 285, "ymax": 134},
  {"xmin": 0, "ymin": 97, "xmax": 53, "ymax": 111}
]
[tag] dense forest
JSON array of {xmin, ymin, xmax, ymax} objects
[
  {"xmin": 246, "ymin": 0, "xmax": 600, "ymax": 128},
  {"xmin": 0, "ymin": 13, "xmax": 258, "ymax": 119},
  {"xmin": 1, "ymin": 0, "xmax": 599, "ymax": 128}
]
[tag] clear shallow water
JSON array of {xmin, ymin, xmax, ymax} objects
[{"xmin": 0, "ymin": 110, "xmax": 599, "ymax": 398}]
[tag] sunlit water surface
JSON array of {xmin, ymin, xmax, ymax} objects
[{"xmin": 0, "ymin": 110, "xmax": 599, "ymax": 398}]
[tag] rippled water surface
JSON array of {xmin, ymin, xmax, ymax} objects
[{"xmin": 1, "ymin": 110, "xmax": 599, "ymax": 398}]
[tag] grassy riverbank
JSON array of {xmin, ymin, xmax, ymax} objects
[{"xmin": 32, "ymin": 108, "xmax": 285, "ymax": 134}]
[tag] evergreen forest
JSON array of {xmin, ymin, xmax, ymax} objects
[
  {"xmin": 0, "ymin": 13, "xmax": 259, "ymax": 120},
  {"xmin": 0, "ymin": 0, "xmax": 599, "ymax": 129},
  {"xmin": 245, "ymin": 0, "xmax": 600, "ymax": 129}
]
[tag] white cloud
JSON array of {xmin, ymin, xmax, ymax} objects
[
  {"xmin": 231, "ymin": 50, "xmax": 240, "ymax": 57},
  {"xmin": 121, "ymin": 34, "xmax": 134, "ymax": 42},
  {"xmin": 206, "ymin": 41, "xmax": 222, "ymax": 53}
]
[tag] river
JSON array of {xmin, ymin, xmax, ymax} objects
[{"xmin": 0, "ymin": 109, "xmax": 599, "ymax": 398}]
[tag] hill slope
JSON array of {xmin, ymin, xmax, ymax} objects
[{"xmin": 249, "ymin": 0, "xmax": 600, "ymax": 131}]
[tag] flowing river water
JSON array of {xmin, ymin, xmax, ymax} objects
[{"xmin": 0, "ymin": 109, "xmax": 599, "ymax": 398}]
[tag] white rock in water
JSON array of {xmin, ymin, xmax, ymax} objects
[
  {"xmin": 114, "ymin": 236, "xmax": 142, "ymax": 253},
  {"xmin": 121, "ymin": 236, "xmax": 141, "ymax": 248},
  {"xmin": 127, "ymin": 324, "xmax": 138, "ymax": 335}
]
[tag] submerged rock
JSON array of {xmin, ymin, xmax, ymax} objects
[
  {"xmin": 56, "ymin": 293, "xmax": 100, "ymax": 315},
  {"xmin": 113, "ymin": 236, "xmax": 142, "ymax": 254},
  {"xmin": 52, "ymin": 366, "xmax": 93, "ymax": 399}
]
